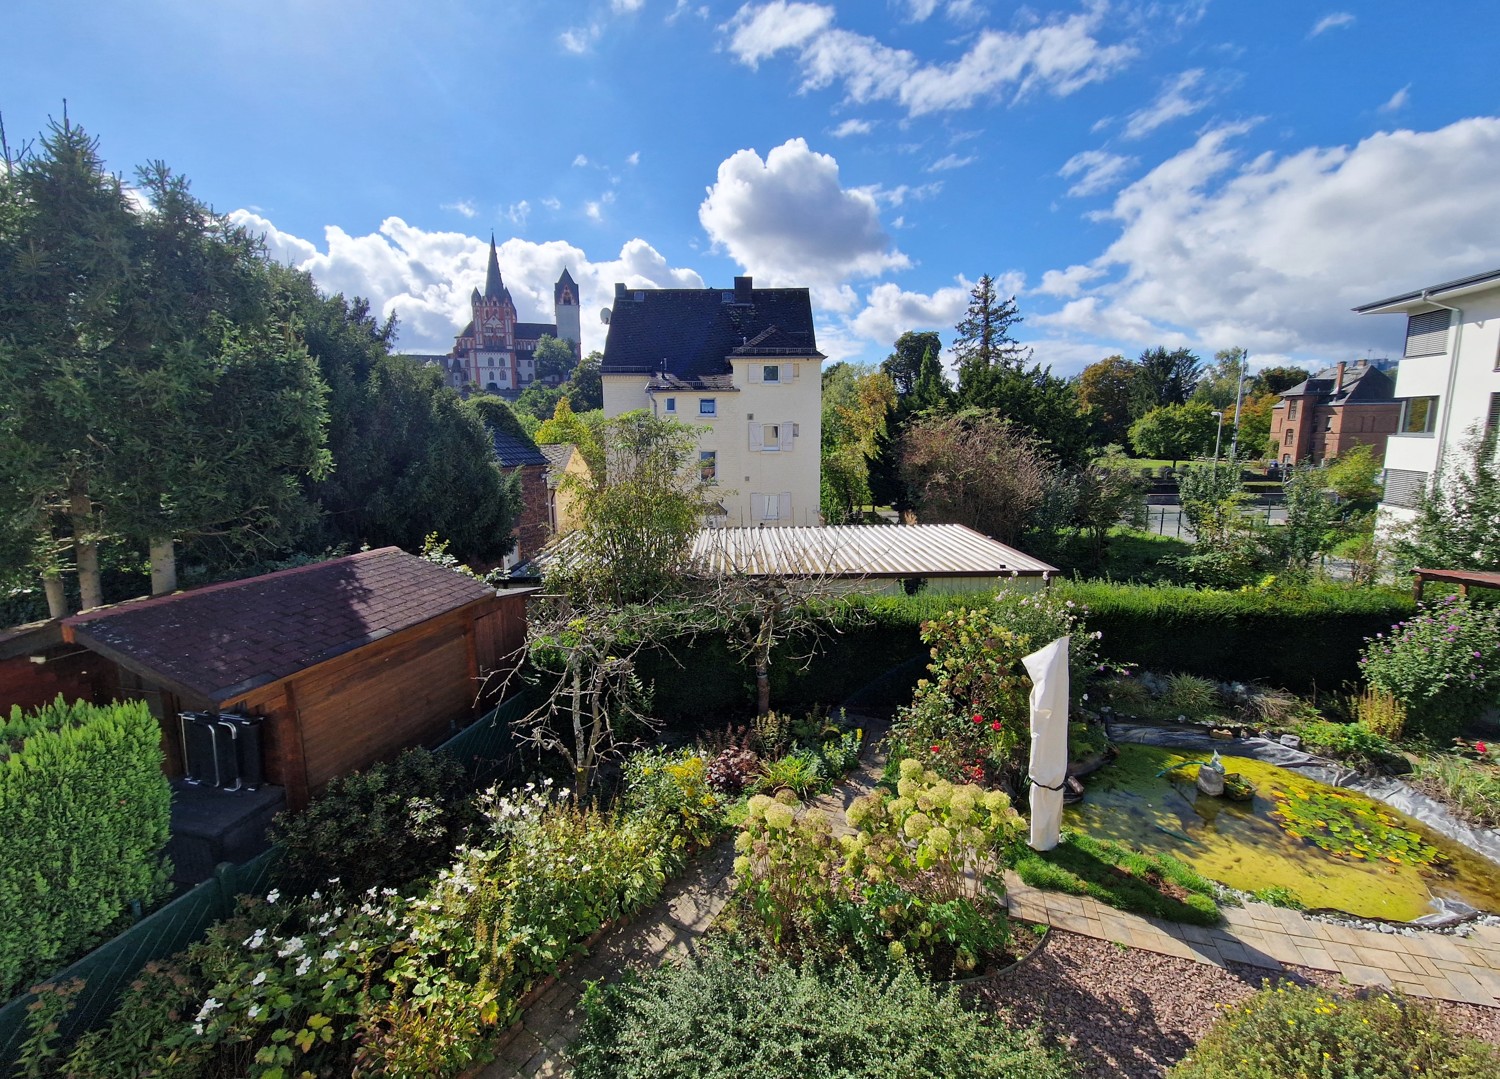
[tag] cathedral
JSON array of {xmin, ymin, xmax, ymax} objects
[{"xmin": 431, "ymin": 237, "xmax": 581, "ymax": 397}]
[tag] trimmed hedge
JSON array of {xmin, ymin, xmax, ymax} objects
[
  {"xmin": 0, "ymin": 697, "xmax": 172, "ymax": 999},
  {"xmin": 643, "ymin": 584, "xmax": 1415, "ymax": 721},
  {"xmin": 1060, "ymin": 581, "xmax": 1416, "ymax": 693}
]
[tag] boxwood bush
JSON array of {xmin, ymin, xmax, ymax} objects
[{"xmin": 0, "ymin": 697, "xmax": 172, "ymax": 999}]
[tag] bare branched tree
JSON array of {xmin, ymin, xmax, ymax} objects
[{"xmin": 693, "ymin": 528, "xmax": 870, "ymax": 717}]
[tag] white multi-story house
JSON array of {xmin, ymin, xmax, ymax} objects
[
  {"xmin": 1355, "ymin": 268, "xmax": 1500, "ymax": 523},
  {"xmin": 600, "ymin": 277, "xmax": 824, "ymax": 525}
]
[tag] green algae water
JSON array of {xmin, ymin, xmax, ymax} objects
[{"xmin": 1065, "ymin": 744, "xmax": 1500, "ymax": 921}]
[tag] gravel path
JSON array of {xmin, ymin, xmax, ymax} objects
[{"xmin": 979, "ymin": 929, "xmax": 1500, "ymax": 1078}]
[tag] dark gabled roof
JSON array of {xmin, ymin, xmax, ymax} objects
[
  {"xmin": 62, "ymin": 548, "xmax": 494, "ymax": 705},
  {"xmin": 602, "ymin": 278, "xmax": 822, "ymax": 384},
  {"xmin": 491, "ymin": 426, "xmax": 548, "ymax": 467},
  {"xmin": 484, "ymin": 236, "xmax": 507, "ymax": 300},
  {"xmin": 540, "ymin": 443, "xmax": 576, "ymax": 488},
  {"xmin": 555, "ymin": 268, "xmax": 578, "ymax": 305},
  {"xmin": 1278, "ymin": 362, "xmax": 1395, "ymax": 406}
]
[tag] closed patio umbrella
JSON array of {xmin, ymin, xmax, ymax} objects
[{"xmin": 1024, "ymin": 636, "xmax": 1070, "ymax": 852}]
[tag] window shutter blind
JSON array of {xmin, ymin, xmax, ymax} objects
[
  {"xmin": 1404, "ymin": 309, "xmax": 1451, "ymax": 357},
  {"xmin": 749, "ymin": 423, "xmax": 763, "ymax": 450},
  {"xmin": 1487, "ymin": 392, "xmax": 1500, "ymax": 436},
  {"xmin": 747, "ymin": 364, "xmax": 761, "ymax": 383},
  {"xmin": 780, "ymin": 492, "xmax": 792, "ymax": 521},
  {"xmin": 1382, "ymin": 468, "xmax": 1428, "ymax": 509},
  {"xmin": 778, "ymin": 422, "xmax": 794, "ymax": 451},
  {"xmin": 751, "ymin": 493, "xmax": 767, "ymax": 520},
  {"xmin": 780, "ymin": 363, "xmax": 793, "ymax": 382}
]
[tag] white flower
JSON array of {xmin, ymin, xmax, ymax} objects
[
  {"xmin": 248, "ymin": 1004, "xmax": 262, "ymax": 1020},
  {"xmin": 252, "ymin": 971, "xmax": 266, "ymax": 986},
  {"xmin": 322, "ymin": 948, "xmax": 340, "ymax": 961},
  {"xmin": 296, "ymin": 956, "xmax": 313, "ymax": 977},
  {"xmin": 265, "ymin": 889, "xmax": 281, "ymax": 905},
  {"xmin": 195, "ymin": 998, "xmax": 221, "ymax": 1022},
  {"xmin": 277, "ymin": 936, "xmax": 305, "ymax": 958},
  {"xmin": 244, "ymin": 929, "xmax": 267, "ymax": 950}
]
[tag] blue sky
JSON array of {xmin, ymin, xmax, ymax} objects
[{"xmin": 6, "ymin": 1, "xmax": 1500, "ymax": 373}]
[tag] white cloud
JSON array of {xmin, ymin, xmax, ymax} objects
[
  {"xmin": 725, "ymin": 1, "xmax": 836, "ymax": 67},
  {"xmin": 903, "ymin": 0, "xmax": 941, "ymax": 19},
  {"xmin": 1309, "ymin": 12, "xmax": 1355, "ymax": 37},
  {"xmin": 226, "ymin": 213, "xmax": 704, "ymax": 356},
  {"xmin": 626, "ymin": 151, "xmax": 641, "ymax": 165},
  {"xmin": 847, "ymin": 279, "xmax": 973, "ymax": 350},
  {"xmin": 541, "ymin": 196, "xmax": 562, "ymax": 210},
  {"xmin": 441, "ymin": 199, "xmax": 477, "ymax": 218},
  {"xmin": 560, "ymin": 24, "xmax": 601, "ymax": 53},
  {"xmin": 725, "ymin": 3, "xmax": 1136, "ymax": 116},
  {"xmin": 1122, "ymin": 68, "xmax": 1210, "ymax": 140},
  {"xmin": 573, "ymin": 153, "xmax": 590, "ymax": 167},
  {"xmin": 698, "ymin": 137, "xmax": 910, "ymax": 311},
  {"xmin": 585, "ymin": 200, "xmax": 605, "ymax": 222},
  {"xmin": 1058, "ymin": 149, "xmax": 1137, "ymax": 197},
  {"xmin": 506, "ymin": 201, "xmax": 530, "ymax": 227},
  {"xmin": 1379, "ymin": 84, "xmax": 1410, "ymax": 113},
  {"xmin": 926, "ymin": 153, "xmax": 975, "ymax": 171},
  {"xmin": 1031, "ymin": 117, "xmax": 1500, "ymax": 363},
  {"xmin": 612, "ymin": 0, "xmax": 644, "ymax": 11},
  {"xmin": 830, "ymin": 118, "xmax": 873, "ymax": 138},
  {"xmin": 861, "ymin": 181, "xmax": 942, "ymax": 206}
]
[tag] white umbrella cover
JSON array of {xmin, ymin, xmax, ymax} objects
[{"xmin": 1023, "ymin": 636, "xmax": 1070, "ymax": 851}]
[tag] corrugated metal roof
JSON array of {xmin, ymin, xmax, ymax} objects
[
  {"xmin": 689, "ymin": 525, "xmax": 1056, "ymax": 579},
  {"xmin": 516, "ymin": 524, "xmax": 1055, "ymax": 580}
]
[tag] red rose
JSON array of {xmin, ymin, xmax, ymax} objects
[
  {"xmin": 972, "ymin": 714, "xmax": 983, "ymax": 724},
  {"xmin": 930, "ymin": 744, "xmax": 941, "ymax": 753},
  {"xmin": 991, "ymin": 721, "xmax": 1002, "ymax": 731},
  {"xmin": 1478, "ymin": 741, "xmax": 1489, "ymax": 755}
]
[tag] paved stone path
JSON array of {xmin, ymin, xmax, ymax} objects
[{"xmin": 478, "ymin": 719, "xmax": 1500, "ymax": 1076}]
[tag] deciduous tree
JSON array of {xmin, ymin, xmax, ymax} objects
[
  {"xmin": 900, "ymin": 410, "xmax": 1051, "ymax": 545},
  {"xmin": 881, "ymin": 330, "xmax": 943, "ymax": 398},
  {"xmin": 1074, "ymin": 355, "xmax": 1140, "ymax": 447},
  {"xmin": 1128, "ymin": 402, "xmax": 1219, "ymax": 467}
]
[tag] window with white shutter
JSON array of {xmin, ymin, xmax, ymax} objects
[
  {"xmin": 777, "ymin": 422, "xmax": 794, "ymax": 451},
  {"xmin": 762, "ymin": 423, "xmax": 780, "ymax": 450},
  {"xmin": 749, "ymin": 423, "xmax": 763, "ymax": 450},
  {"xmin": 1487, "ymin": 392, "xmax": 1500, "ymax": 436},
  {"xmin": 1404, "ymin": 309, "xmax": 1451, "ymax": 357}
]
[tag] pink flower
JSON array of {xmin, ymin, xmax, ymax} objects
[
  {"xmin": 972, "ymin": 714, "xmax": 984, "ymax": 724},
  {"xmin": 1478, "ymin": 742, "xmax": 1489, "ymax": 755},
  {"xmin": 991, "ymin": 721, "xmax": 1002, "ymax": 731},
  {"xmin": 930, "ymin": 744, "xmax": 941, "ymax": 754}
]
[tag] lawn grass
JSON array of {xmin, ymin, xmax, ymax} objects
[{"xmin": 1012, "ymin": 831, "xmax": 1223, "ymax": 926}]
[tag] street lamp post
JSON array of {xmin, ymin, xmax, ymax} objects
[
  {"xmin": 1229, "ymin": 351, "xmax": 1252, "ymax": 462},
  {"xmin": 1212, "ymin": 410, "xmax": 1224, "ymax": 474}
]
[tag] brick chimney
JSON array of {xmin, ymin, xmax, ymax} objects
[{"xmin": 1334, "ymin": 360, "xmax": 1346, "ymax": 393}]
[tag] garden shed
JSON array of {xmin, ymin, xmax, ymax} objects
[{"xmin": 60, "ymin": 547, "xmax": 529, "ymax": 812}]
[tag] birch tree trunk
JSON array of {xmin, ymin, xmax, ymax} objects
[
  {"xmin": 149, "ymin": 536, "xmax": 177, "ymax": 595},
  {"xmin": 69, "ymin": 482, "xmax": 103, "ymax": 610},
  {"xmin": 42, "ymin": 569, "xmax": 68, "ymax": 619}
]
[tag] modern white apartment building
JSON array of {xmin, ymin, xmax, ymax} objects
[{"xmin": 1354, "ymin": 268, "xmax": 1500, "ymax": 522}]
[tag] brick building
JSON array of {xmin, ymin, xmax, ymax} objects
[
  {"xmin": 490, "ymin": 425, "xmax": 551, "ymax": 567},
  {"xmin": 1270, "ymin": 359, "xmax": 1399, "ymax": 466}
]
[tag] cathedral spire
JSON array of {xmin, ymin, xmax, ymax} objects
[{"xmin": 484, "ymin": 233, "xmax": 504, "ymax": 298}]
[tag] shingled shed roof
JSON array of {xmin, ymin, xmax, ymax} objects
[
  {"xmin": 491, "ymin": 426, "xmax": 548, "ymax": 467},
  {"xmin": 62, "ymin": 547, "xmax": 495, "ymax": 705},
  {"xmin": 602, "ymin": 277, "xmax": 823, "ymax": 384}
]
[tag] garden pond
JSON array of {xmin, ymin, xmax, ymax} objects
[{"xmin": 1067, "ymin": 744, "xmax": 1500, "ymax": 921}]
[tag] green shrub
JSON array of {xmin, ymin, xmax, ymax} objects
[
  {"xmin": 571, "ymin": 946, "xmax": 1074, "ymax": 1079},
  {"xmin": 1353, "ymin": 687, "xmax": 1408, "ymax": 740},
  {"xmin": 1297, "ymin": 720, "xmax": 1401, "ymax": 771},
  {"xmin": 1360, "ymin": 593, "xmax": 1500, "ymax": 739},
  {"xmin": 755, "ymin": 749, "xmax": 827, "ymax": 798},
  {"xmin": 0, "ymin": 697, "xmax": 172, "ymax": 999},
  {"xmin": 1172, "ymin": 983, "xmax": 1500, "ymax": 1078},
  {"xmin": 1011, "ymin": 831, "xmax": 1220, "ymax": 925},
  {"xmin": 270, "ymin": 747, "xmax": 478, "ymax": 897},
  {"xmin": 1062, "ymin": 581, "xmax": 1415, "ymax": 692},
  {"xmin": 1161, "ymin": 673, "xmax": 1222, "ymax": 722},
  {"xmin": 621, "ymin": 747, "xmax": 724, "ymax": 850}
]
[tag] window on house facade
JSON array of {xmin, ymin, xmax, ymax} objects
[
  {"xmin": 749, "ymin": 421, "xmax": 795, "ymax": 452},
  {"xmin": 1287, "ymin": 400, "xmax": 1298, "ymax": 421},
  {"xmin": 763, "ymin": 423, "xmax": 780, "ymax": 450},
  {"xmin": 665, "ymin": 397, "xmax": 676, "ymax": 413},
  {"xmin": 1400, "ymin": 396, "xmax": 1438, "ymax": 435},
  {"xmin": 1404, "ymin": 309, "xmax": 1451, "ymax": 357},
  {"xmin": 699, "ymin": 398, "xmax": 716, "ymax": 416},
  {"xmin": 1324, "ymin": 415, "xmax": 1334, "ymax": 432},
  {"xmin": 752, "ymin": 492, "xmax": 793, "ymax": 521},
  {"xmin": 1383, "ymin": 468, "xmax": 1428, "ymax": 509},
  {"xmin": 700, "ymin": 450, "xmax": 717, "ymax": 483},
  {"xmin": 1487, "ymin": 392, "xmax": 1500, "ymax": 436},
  {"xmin": 762, "ymin": 364, "xmax": 780, "ymax": 382}
]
